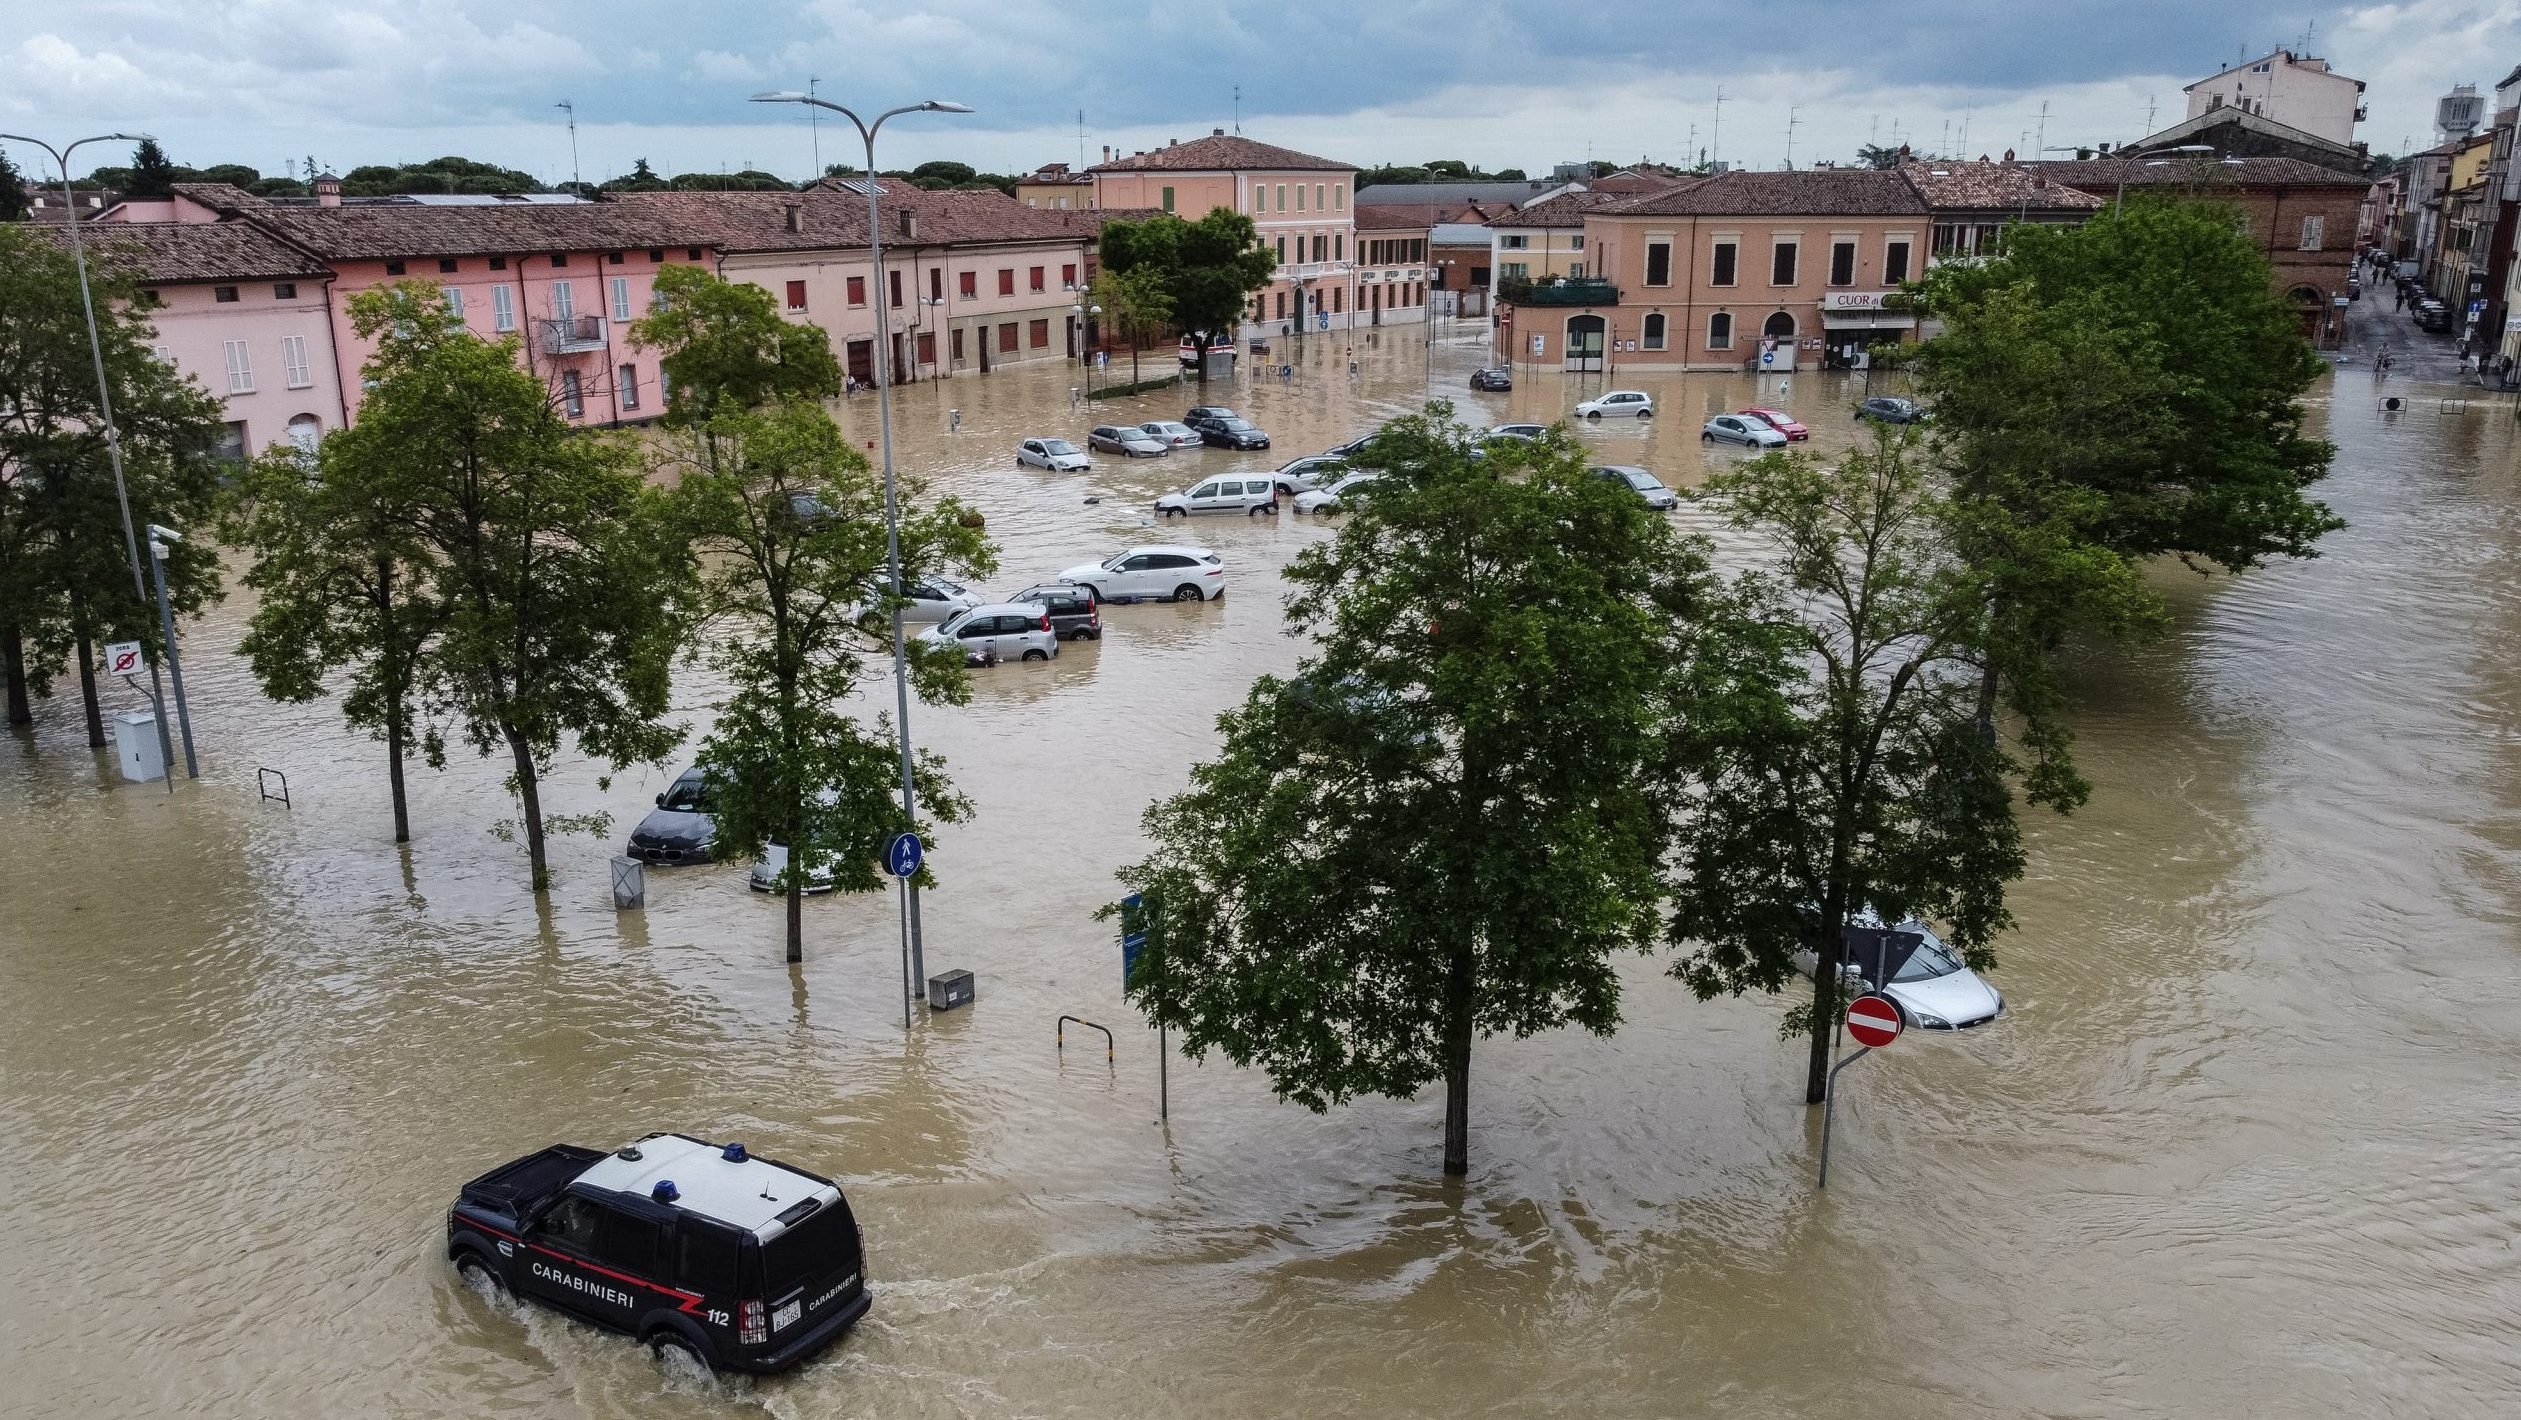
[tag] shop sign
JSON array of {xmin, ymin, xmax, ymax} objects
[{"xmin": 1820, "ymin": 291, "xmax": 1898, "ymax": 312}]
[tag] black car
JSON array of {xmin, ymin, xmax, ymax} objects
[
  {"xmin": 447, "ymin": 1133, "xmax": 871, "ymax": 1375},
  {"xmin": 627, "ymin": 765, "xmax": 714, "ymax": 864},
  {"xmin": 1468, "ymin": 365, "xmax": 1512, "ymax": 391},
  {"xmin": 1183, "ymin": 405, "xmax": 1238, "ymax": 428},
  {"xmin": 1855, "ymin": 396, "xmax": 1927, "ymax": 424},
  {"xmin": 1198, "ymin": 417, "xmax": 1271, "ymax": 450},
  {"xmin": 1008, "ymin": 581, "xmax": 1103, "ymax": 640}
]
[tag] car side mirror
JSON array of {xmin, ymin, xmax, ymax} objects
[{"xmin": 655, "ymin": 793, "xmax": 666, "ymax": 807}]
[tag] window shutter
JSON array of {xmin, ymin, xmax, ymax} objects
[{"xmin": 222, "ymin": 340, "xmax": 253, "ymax": 393}]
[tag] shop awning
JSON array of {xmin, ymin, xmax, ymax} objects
[{"xmin": 1820, "ymin": 312, "xmax": 1917, "ymax": 330}]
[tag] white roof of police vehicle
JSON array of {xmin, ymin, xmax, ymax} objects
[{"xmin": 574, "ymin": 1133, "xmax": 838, "ymax": 1237}]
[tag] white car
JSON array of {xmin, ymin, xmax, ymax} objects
[
  {"xmin": 1017, "ymin": 437, "xmax": 1091, "ymax": 472},
  {"xmin": 1794, "ymin": 914, "xmax": 2005, "ymax": 1030},
  {"xmin": 749, "ymin": 842, "xmax": 837, "ymax": 895},
  {"xmin": 1056, "ymin": 545, "xmax": 1228, "ymax": 603},
  {"xmin": 1575, "ymin": 390, "xmax": 1654, "ymax": 419},
  {"xmin": 1266, "ymin": 455, "xmax": 1343, "ymax": 494},
  {"xmin": 1702, "ymin": 413, "xmax": 1786, "ymax": 448},
  {"xmin": 1594, "ymin": 465, "xmax": 1678, "ymax": 510},
  {"xmin": 1139, "ymin": 420, "xmax": 1204, "ymax": 450},
  {"xmin": 1156, "ymin": 476, "xmax": 1279, "ymax": 518},
  {"xmin": 1090, "ymin": 424, "xmax": 1170, "ymax": 457},
  {"xmin": 1295, "ymin": 470, "xmax": 1382, "ymax": 514},
  {"xmin": 919, "ymin": 602, "xmax": 1061, "ymax": 664},
  {"xmin": 849, "ymin": 578, "xmax": 977, "ymax": 626},
  {"xmin": 1484, "ymin": 422, "xmax": 1548, "ymax": 442}
]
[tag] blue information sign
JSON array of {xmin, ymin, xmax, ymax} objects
[
  {"xmin": 885, "ymin": 831, "xmax": 924, "ymax": 878},
  {"xmin": 1120, "ymin": 892, "xmax": 1148, "ymax": 985}
]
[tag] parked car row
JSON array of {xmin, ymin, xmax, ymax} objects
[{"xmin": 1037, "ymin": 407, "xmax": 1278, "ymax": 470}]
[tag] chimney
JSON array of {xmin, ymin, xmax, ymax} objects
[
  {"xmin": 783, "ymin": 202, "xmax": 804, "ymax": 233},
  {"xmin": 900, "ymin": 208, "xmax": 916, "ymax": 240},
  {"xmin": 1102, "ymin": 145, "xmax": 1112, "ymax": 163},
  {"xmin": 1213, "ymin": 128, "xmax": 1224, "ymax": 137},
  {"xmin": 314, "ymin": 173, "xmax": 341, "ymax": 207},
  {"xmin": 1169, "ymin": 137, "xmax": 1178, "ymax": 147}
]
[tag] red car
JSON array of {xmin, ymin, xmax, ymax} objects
[{"xmin": 1738, "ymin": 407, "xmax": 1809, "ymax": 441}]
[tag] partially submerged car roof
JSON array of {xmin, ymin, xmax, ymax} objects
[{"xmin": 575, "ymin": 1133, "xmax": 840, "ymax": 1241}]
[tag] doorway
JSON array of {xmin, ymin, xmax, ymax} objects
[
  {"xmin": 1565, "ymin": 314, "xmax": 1606, "ymax": 372},
  {"xmin": 845, "ymin": 339, "xmax": 874, "ymax": 387}
]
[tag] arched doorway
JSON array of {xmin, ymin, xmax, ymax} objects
[
  {"xmin": 286, "ymin": 414, "xmax": 322, "ymax": 455},
  {"xmin": 1565, "ymin": 313, "xmax": 1606, "ymax": 372},
  {"xmin": 1758, "ymin": 311, "xmax": 1800, "ymax": 372},
  {"xmin": 2288, "ymin": 285, "xmax": 2328, "ymax": 345},
  {"xmin": 1763, "ymin": 311, "xmax": 1798, "ymax": 342}
]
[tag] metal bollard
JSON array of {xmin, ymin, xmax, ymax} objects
[
  {"xmin": 949, "ymin": 408, "xmax": 962, "ymax": 432},
  {"xmin": 611, "ymin": 855, "xmax": 646, "ymax": 910}
]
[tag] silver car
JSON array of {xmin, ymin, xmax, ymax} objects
[
  {"xmin": 1139, "ymin": 420, "xmax": 1204, "ymax": 450},
  {"xmin": 920, "ymin": 602, "xmax": 1061, "ymax": 665},
  {"xmin": 1090, "ymin": 425, "xmax": 1170, "ymax": 457},
  {"xmin": 1795, "ymin": 914, "xmax": 2004, "ymax": 1030},
  {"xmin": 1017, "ymin": 437, "xmax": 1091, "ymax": 472},
  {"xmin": 1595, "ymin": 465, "xmax": 1678, "ymax": 510},
  {"xmin": 1702, "ymin": 413, "xmax": 1787, "ymax": 448}
]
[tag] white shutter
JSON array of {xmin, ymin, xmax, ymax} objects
[
  {"xmin": 222, "ymin": 340, "xmax": 254, "ymax": 393},
  {"xmin": 610, "ymin": 276, "xmax": 631, "ymax": 321},
  {"xmin": 444, "ymin": 286, "xmax": 465, "ymax": 319},
  {"xmin": 553, "ymin": 281, "xmax": 574, "ymax": 322},
  {"xmin": 282, "ymin": 335, "xmax": 312, "ymax": 389},
  {"xmin": 492, "ymin": 285, "xmax": 515, "ymax": 331}
]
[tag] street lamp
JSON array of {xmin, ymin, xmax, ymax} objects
[
  {"xmin": 751, "ymin": 89, "xmax": 970, "ymax": 997},
  {"xmin": 145, "ymin": 523, "xmax": 198, "ymax": 777},
  {"xmin": 0, "ymin": 130, "xmax": 188, "ymax": 780},
  {"xmin": 1072, "ymin": 299, "xmax": 1100, "ymax": 395}
]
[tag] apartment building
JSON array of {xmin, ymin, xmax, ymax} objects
[
  {"xmin": 1352, "ymin": 208, "xmax": 1432, "ymax": 327},
  {"xmin": 1090, "ymin": 131, "xmax": 1361, "ymax": 337},
  {"xmin": 2184, "ymin": 49, "xmax": 2367, "ymax": 146},
  {"xmin": 1015, "ymin": 164, "xmax": 1096, "ymax": 210}
]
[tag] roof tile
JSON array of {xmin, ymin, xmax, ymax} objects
[{"xmin": 1088, "ymin": 133, "xmax": 1353, "ymax": 173}]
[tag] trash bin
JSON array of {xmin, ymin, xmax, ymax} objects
[
  {"xmin": 113, "ymin": 710, "xmax": 165, "ymax": 783},
  {"xmin": 610, "ymin": 855, "xmax": 646, "ymax": 910},
  {"xmin": 925, "ymin": 969, "xmax": 975, "ymax": 1012}
]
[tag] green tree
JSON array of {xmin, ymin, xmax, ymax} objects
[
  {"xmin": 126, "ymin": 139, "xmax": 180, "ymax": 199},
  {"xmin": 1855, "ymin": 143, "xmax": 1906, "ymax": 170},
  {"xmin": 334, "ymin": 284, "xmax": 688, "ymax": 889},
  {"xmin": 1116, "ymin": 410, "xmax": 1711, "ymax": 1175},
  {"xmin": 0, "ymin": 224, "xmax": 225, "ymax": 739},
  {"xmin": 603, "ymin": 158, "xmax": 670, "ymax": 192},
  {"xmin": 1662, "ymin": 432, "xmax": 2054, "ymax": 1105},
  {"xmin": 1493, "ymin": 168, "xmax": 1527, "ymax": 181},
  {"xmin": 1101, "ymin": 209, "xmax": 1275, "ymax": 384},
  {"xmin": 627, "ymin": 264, "xmax": 842, "ymax": 425},
  {"xmin": 910, "ymin": 160, "xmax": 976, "ymax": 188},
  {"xmin": 0, "ymin": 148, "xmax": 31, "ymax": 222},
  {"xmin": 223, "ymin": 441, "xmax": 446, "ymax": 843},
  {"xmin": 670, "ymin": 402, "xmax": 992, "ymax": 961},
  {"xmin": 1090, "ymin": 265, "xmax": 1172, "ymax": 387}
]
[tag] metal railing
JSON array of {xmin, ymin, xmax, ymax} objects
[
  {"xmin": 1498, "ymin": 276, "xmax": 1620, "ymax": 306},
  {"xmin": 536, "ymin": 314, "xmax": 606, "ymax": 354},
  {"xmin": 1056, "ymin": 1015, "xmax": 1114, "ymax": 1062}
]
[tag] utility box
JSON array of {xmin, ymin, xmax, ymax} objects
[
  {"xmin": 113, "ymin": 710, "xmax": 165, "ymax": 783},
  {"xmin": 925, "ymin": 969, "xmax": 975, "ymax": 1012},
  {"xmin": 610, "ymin": 856, "xmax": 646, "ymax": 910}
]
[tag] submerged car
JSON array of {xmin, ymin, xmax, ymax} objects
[
  {"xmin": 1055, "ymin": 545, "xmax": 1227, "ymax": 603},
  {"xmin": 1294, "ymin": 470, "xmax": 1383, "ymax": 514},
  {"xmin": 1197, "ymin": 417, "xmax": 1271, "ymax": 450},
  {"xmin": 446, "ymin": 1132, "xmax": 870, "ymax": 1375},
  {"xmin": 1574, "ymin": 390, "xmax": 1654, "ymax": 419},
  {"xmin": 1703, "ymin": 413, "xmax": 1788, "ymax": 448},
  {"xmin": 1468, "ymin": 365, "xmax": 1513, "ymax": 391},
  {"xmin": 750, "ymin": 841, "xmax": 837, "ymax": 895},
  {"xmin": 1794, "ymin": 915, "xmax": 2005, "ymax": 1030},
  {"xmin": 1738, "ymin": 407, "xmax": 1809, "ymax": 440},
  {"xmin": 920, "ymin": 603, "xmax": 1061, "ymax": 665},
  {"xmin": 1089, "ymin": 425, "xmax": 1169, "ymax": 458},
  {"xmin": 627, "ymin": 765, "xmax": 715, "ymax": 865},
  {"xmin": 1006, "ymin": 581, "xmax": 1103, "ymax": 640},
  {"xmin": 1016, "ymin": 437, "xmax": 1091, "ymax": 472},
  {"xmin": 1138, "ymin": 420, "xmax": 1205, "ymax": 450},
  {"xmin": 1157, "ymin": 476, "xmax": 1280, "ymax": 518},
  {"xmin": 1594, "ymin": 465, "xmax": 1679, "ymax": 510},
  {"xmin": 1855, "ymin": 396, "xmax": 1928, "ymax": 424}
]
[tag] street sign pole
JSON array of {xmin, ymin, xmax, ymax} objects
[
  {"xmin": 886, "ymin": 832, "xmax": 924, "ymax": 1024},
  {"xmin": 1818, "ymin": 1044, "xmax": 1870, "ymax": 1189},
  {"xmin": 1121, "ymin": 893, "xmax": 1164, "ymax": 1123},
  {"xmin": 1819, "ymin": 993, "xmax": 1904, "ymax": 1188}
]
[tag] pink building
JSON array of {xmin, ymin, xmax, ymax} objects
[
  {"xmin": 46, "ymin": 219, "xmax": 346, "ymax": 459},
  {"xmin": 1089, "ymin": 132, "xmax": 1361, "ymax": 339}
]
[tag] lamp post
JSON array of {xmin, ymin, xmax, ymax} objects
[
  {"xmin": 1072, "ymin": 299, "xmax": 1100, "ymax": 395},
  {"xmin": 145, "ymin": 523, "xmax": 198, "ymax": 777},
  {"xmin": 752, "ymin": 90, "xmax": 970, "ymax": 1000},
  {"xmin": 1, "ymin": 130, "xmax": 187, "ymax": 779}
]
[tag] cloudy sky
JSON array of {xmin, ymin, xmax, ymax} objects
[{"xmin": 8, "ymin": 1, "xmax": 2516, "ymax": 185}]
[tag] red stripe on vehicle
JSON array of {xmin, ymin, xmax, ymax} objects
[{"xmin": 526, "ymin": 1243, "xmax": 704, "ymax": 1305}]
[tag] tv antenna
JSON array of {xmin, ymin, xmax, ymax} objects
[
  {"xmin": 1784, "ymin": 106, "xmax": 1801, "ymax": 168},
  {"xmin": 1233, "ymin": 84, "xmax": 1241, "ymax": 134},
  {"xmin": 808, "ymin": 77, "xmax": 822, "ymax": 175},
  {"xmin": 1711, "ymin": 85, "xmax": 1724, "ymax": 168},
  {"xmin": 1078, "ymin": 109, "xmax": 1086, "ymax": 168},
  {"xmin": 555, "ymin": 100, "xmax": 581, "ymax": 192},
  {"xmin": 2034, "ymin": 99, "xmax": 2051, "ymax": 156}
]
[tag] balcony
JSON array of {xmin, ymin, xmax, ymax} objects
[
  {"xmin": 1498, "ymin": 276, "xmax": 1620, "ymax": 307},
  {"xmin": 536, "ymin": 315, "xmax": 607, "ymax": 355},
  {"xmin": 1280, "ymin": 261, "xmax": 1352, "ymax": 281}
]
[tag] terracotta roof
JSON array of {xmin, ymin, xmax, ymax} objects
[
  {"xmin": 609, "ymin": 186, "xmax": 1088, "ymax": 252},
  {"xmin": 1089, "ymin": 133, "xmax": 1352, "ymax": 174},
  {"xmin": 169, "ymin": 182, "xmax": 270, "ymax": 212},
  {"xmin": 1353, "ymin": 207, "xmax": 1432, "ymax": 231},
  {"xmin": 1489, "ymin": 189, "xmax": 1635, "ymax": 227},
  {"xmin": 39, "ymin": 221, "xmax": 329, "ymax": 284},
  {"xmin": 2024, "ymin": 156, "xmax": 2371, "ymax": 191},
  {"xmin": 1602, "ymin": 168, "xmax": 1928, "ymax": 216},
  {"xmin": 1898, "ymin": 161, "xmax": 2106, "ymax": 212},
  {"xmin": 236, "ymin": 200, "xmax": 704, "ymax": 261},
  {"xmin": 1021, "ymin": 165, "xmax": 1094, "ymax": 185}
]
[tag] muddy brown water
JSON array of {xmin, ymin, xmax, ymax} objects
[{"xmin": 5, "ymin": 332, "xmax": 2518, "ymax": 1418}]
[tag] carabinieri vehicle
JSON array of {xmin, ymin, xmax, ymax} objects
[{"xmin": 447, "ymin": 1132, "xmax": 871, "ymax": 1374}]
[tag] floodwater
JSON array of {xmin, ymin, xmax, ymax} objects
[{"xmin": 5, "ymin": 327, "xmax": 2519, "ymax": 1419}]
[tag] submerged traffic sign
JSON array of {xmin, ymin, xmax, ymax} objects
[{"xmin": 1845, "ymin": 993, "xmax": 1903, "ymax": 1049}]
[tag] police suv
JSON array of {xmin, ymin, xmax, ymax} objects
[{"xmin": 447, "ymin": 1132, "xmax": 871, "ymax": 1374}]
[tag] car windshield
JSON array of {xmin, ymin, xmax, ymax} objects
[
  {"xmin": 1042, "ymin": 439, "xmax": 1078, "ymax": 454},
  {"xmin": 661, "ymin": 777, "xmax": 710, "ymax": 812},
  {"xmin": 1101, "ymin": 553, "xmax": 1131, "ymax": 571},
  {"xmin": 1219, "ymin": 420, "xmax": 1255, "ymax": 433},
  {"xmin": 1620, "ymin": 470, "xmax": 1661, "ymax": 490},
  {"xmin": 1892, "ymin": 936, "xmax": 1965, "ymax": 982}
]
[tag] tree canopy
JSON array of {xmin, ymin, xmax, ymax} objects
[
  {"xmin": 1100, "ymin": 209, "xmax": 1275, "ymax": 380},
  {"xmin": 627, "ymin": 264, "xmax": 843, "ymax": 425}
]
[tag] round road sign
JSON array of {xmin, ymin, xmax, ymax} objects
[
  {"xmin": 885, "ymin": 831, "xmax": 924, "ymax": 878},
  {"xmin": 1845, "ymin": 993, "xmax": 1903, "ymax": 1048}
]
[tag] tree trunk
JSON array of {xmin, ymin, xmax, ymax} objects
[
  {"xmin": 1973, "ymin": 661, "xmax": 2001, "ymax": 748},
  {"xmin": 3, "ymin": 622, "xmax": 30, "ymax": 726},
  {"xmin": 1805, "ymin": 939, "xmax": 1841, "ymax": 1105},
  {"xmin": 73, "ymin": 623, "xmax": 104, "ymax": 749},
  {"xmin": 786, "ymin": 875, "xmax": 804, "ymax": 965},
  {"xmin": 379, "ymin": 558, "xmax": 410, "ymax": 844},
  {"xmin": 503, "ymin": 723, "xmax": 549, "ymax": 891},
  {"xmin": 1441, "ymin": 941, "xmax": 1475, "ymax": 1176}
]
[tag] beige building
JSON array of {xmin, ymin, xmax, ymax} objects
[
  {"xmin": 1090, "ymin": 131, "xmax": 1360, "ymax": 338},
  {"xmin": 2185, "ymin": 49, "xmax": 2366, "ymax": 146},
  {"xmin": 1015, "ymin": 164, "xmax": 1096, "ymax": 210}
]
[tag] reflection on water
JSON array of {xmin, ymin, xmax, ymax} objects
[{"xmin": 6, "ymin": 338, "xmax": 2521, "ymax": 1419}]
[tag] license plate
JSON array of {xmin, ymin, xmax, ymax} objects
[{"xmin": 772, "ymin": 1299, "xmax": 801, "ymax": 1333}]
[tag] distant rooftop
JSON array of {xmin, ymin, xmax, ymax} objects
[{"xmin": 1089, "ymin": 131, "xmax": 1353, "ymax": 174}]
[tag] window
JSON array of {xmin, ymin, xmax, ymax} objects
[
  {"xmin": 152, "ymin": 344, "xmax": 172, "ymax": 363},
  {"xmin": 607, "ymin": 251, "xmax": 624, "ymax": 266},
  {"xmin": 1645, "ymin": 242, "xmax": 1672, "ymax": 286},
  {"xmin": 930, "ymin": 268, "xmax": 943, "ymax": 301},
  {"xmin": 1501, "ymin": 234, "xmax": 1529, "ymax": 250},
  {"xmin": 536, "ymin": 1196, "xmax": 605, "ymax": 1253},
  {"xmin": 287, "ymin": 415, "xmax": 322, "ymax": 454},
  {"xmin": 648, "ymin": 248, "xmax": 665, "ymax": 262},
  {"xmin": 1334, "ymin": 183, "xmax": 1345, "ymax": 211},
  {"xmin": 384, "ymin": 261, "xmax": 405, "ymax": 276},
  {"xmin": 281, "ymin": 335, "xmax": 312, "ymax": 388},
  {"xmin": 1762, "ymin": 311, "xmax": 1797, "ymax": 342},
  {"xmin": 1711, "ymin": 241, "xmax": 1737, "ymax": 285},
  {"xmin": 1062, "ymin": 263, "xmax": 1077, "ymax": 288},
  {"xmin": 1276, "ymin": 183, "xmax": 1287, "ymax": 210},
  {"xmin": 612, "ymin": 277, "xmax": 633, "ymax": 321},
  {"xmin": 492, "ymin": 285, "xmax": 515, "ymax": 331},
  {"xmin": 848, "ymin": 275, "xmax": 867, "ymax": 306},
  {"xmin": 1470, "ymin": 266, "xmax": 1489, "ymax": 285},
  {"xmin": 443, "ymin": 287, "xmax": 464, "ymax": 319},
  {"xmin": 1276, "ymin": 236, "xmax": 1287, "ymax": 264},
  {"xmin": 1334, "ymin": 234, "xmax": 1344, "ymax": 261},
  {"xmin": 890, "ymin": 270, "xmax": 903, "ymax": 308},
  {"xmin": 550, "ymin": 253, "xmax": 567, "ymax": 269},
  {"xmin": 489, "ymin": 256, "xmax": 508, "ymax": 271},
  {"xmin": 1274, "ymin": 291, "xmax": 1286, "ymax": 319},
  {"xmin": 1829, "ymin": 240, "xmax": 1856, "ymax": 286},
  {"xmin": 1500, "ymin": 261, "xmax": 1528, "ymax": 280},
  {"xmin": 214, "ymin": 421, "xmax": 248, "ymax": 462},
  {"xmin": 619, "ymin": 363, "xmax": 640, "ymax": 409},
  {"xmin": 1023, "ymin": 265, "xmax": 1041, "ymax": 293},
  {"xmin": 1316, "ymin": 183, "xmax": 1326, "ymax": 210},
  {"xmin": 1771, "ymin": 241, "xmax": 1798, "ymax": 285},
  {"xmin": 1569, "ymin": 235, "xmax": 1585, "ymax": 251},
  {"xmin": 272, "ymin": 282, "xmax": 297, "ymax": 300},
  {"xmin": 553, "ymin": 281, "xmax": 576, "ymax": 322},
  {"xmin": 2300, "ymin": 215, "xmax": 2325, "ymax": 250},
  {"xmin": 658, "ymin": 368, "xmax": 671, "ymax": 403},
  {"xmin": 1884, "ymin": 239, "xmax": 1911, "ymax": 284},
  {"xmin": 687, "ymin": 248, "xmax": 703, "ymax": 261},
  {"xmin": 560, "ymin": 369, "xmax": 583, "ymax": 417},
  {"xmin": 950, "ymin": 327, "xmax": 965, "ymax": 361},
  {"xmin": 214, "ymin": 285, "xmax": 239, "ymax": 303},
  {"xmin": 1569, "ymin": 263, "xmax": 1584, "ymax": 279},
  {"xmin": 222, "ymin": 340, "xmax": 254, "ymax": 393},
  {"xmin": 1028, "ymin": 318, "xmax": 1049, "ymax": 348},
  {"xmin": 1162, "ymin": 185, "xmax": 1175, "ymax": 213},
  {"xmin": 785, "ymin": 279, "xmax": 810, "ymax": 311},
  {"xmin": 438, "ymin": 259, "xmax": 458, "ymax": 275},
  {"xmin": 998, "ymin": 322, "xmax": 1018, "ymax": 353},
  {"xmin": 599, "ymin": 1210, "xmax": 666, "ymax": 1279},
  {"xmin": 1332, "ymin": 287, "xmax": 1342, "ymax": 313},
  {"xmin": 1642, "ymin": 313, "xmax": 1666, "ymax": 350},
  {"xmin": 1707, "ymin": 312, "xmax": 1733, "ymax": 349},
  {"xmin": 1296, "ymin": 184, "xmax": 1306, "ymax": 212},
  {"xmin": 997, "ymin": 268, "xmax": 1014, "ymax": 296}
]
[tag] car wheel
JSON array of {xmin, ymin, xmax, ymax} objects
[
  {"xmin": 649, "ymin": 1329, "xmax": 711, "ymax": 1377},
  {"xmin": 454, "ymin": 1250, "xmax": 505, "ymax": 1299},
  {"xmin": 1637, "ymin": 409, "xmax": 1652, "ymax": 419},
  {"xmin": 1023, "ymin": 648, "xmax": 1048, "ymax": 662},
  {"xmin": 1586, "ymin": 410, "xmax": 1601, "ymax": 419},
  {"xmin": 1173, "ymin": 584, "xmax": 1204, "ymax": 602},
  {"xmin": 1700, "ymin": 432, "xmax": 1712, "ymax": 442}
]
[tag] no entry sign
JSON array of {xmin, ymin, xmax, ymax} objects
[{"xmin": 1845, "ymin": 993, "xmax": 1903, "ymax": 1048}]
